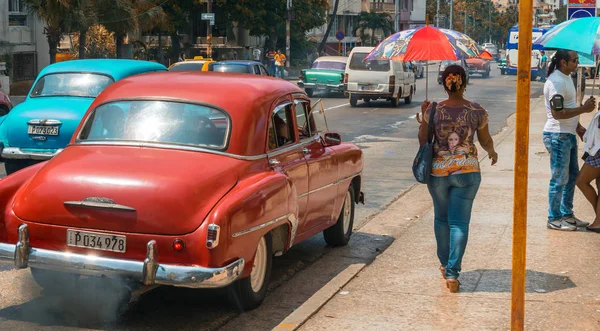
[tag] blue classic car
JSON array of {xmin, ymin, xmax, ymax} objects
[{"xmin": 0, "ymin": 59, "xmax": 166, "ymax": 174}]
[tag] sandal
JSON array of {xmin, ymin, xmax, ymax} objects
[
  {"xmin": 446, "ymin": 278, "xmax": 460, "ymax": 293},
  {"xmin": 586, "ymin": 226, "xmax": 600, "ymax": 233},
  {"xmin": 439, "ymin": 266, "xmax": 446, "ymax": 279}
]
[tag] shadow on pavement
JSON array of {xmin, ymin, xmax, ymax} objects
[{"xmin": 460, "ymin": 269, "xmax": 576, "ymax": 293}]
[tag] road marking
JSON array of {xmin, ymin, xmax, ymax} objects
[{"xmin": 324, "ymin": 103, "xmax": 350, "ymax": 111}]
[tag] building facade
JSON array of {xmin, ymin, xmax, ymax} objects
[{"xmin": 0, "ymin": 0, "xmax": 50, "ymax": 91}]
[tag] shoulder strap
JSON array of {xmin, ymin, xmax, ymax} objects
[{"xmin": 427, "ymin": 102, "xmax": 437, "ymax": 143}]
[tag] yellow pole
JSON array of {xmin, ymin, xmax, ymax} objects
[
  {"xmin": 512, "ymin": 0, "xmax": 533, "ymax": 329},
  {"xmin": 338, "ymin": 41, "xmax": 341, "ymax": 56}
]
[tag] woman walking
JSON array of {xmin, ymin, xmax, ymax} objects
[
  {"xmin": 418, "ymin": 65, "xmax": 498, "ymax": 292},
  {"xmin": 576, "ymin": 110, "xmax": 600, "ymax": 233}
]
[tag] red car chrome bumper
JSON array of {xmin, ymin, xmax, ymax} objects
[{"xmin": 0, "ymin": 224, "xmax": 244, "ymax": 289}]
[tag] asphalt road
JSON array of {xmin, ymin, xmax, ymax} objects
[{"xmin": 0, "ymin": 66, "xmax": 544, "ymax": 330}]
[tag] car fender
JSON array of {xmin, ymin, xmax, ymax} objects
[
  {"xmin": 0, "ymin": 162, "xmax": 46, "ymax": 241},
  {"xmin": 202, "ymin": 170, "xmax": 297, "ymax": 275}
]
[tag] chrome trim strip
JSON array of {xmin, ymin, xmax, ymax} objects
[
  {"xmin": 27, "ymin": 119, "xmax": 62, "ymax": 126},
  {"xmin": 232, "ymin": 213, "xmax": 291, "ymax": 238},
  {"xmin": 0, "ymin": 224, "xmax": 244, "ymax": 289},
  {"xmin": 64, "ymin": 197, "xmax": 136, "ymax": 212},
  {"xmin": 75, "ymin": 141, "xmax": 267, "ymax": 161},
  {"xmin": 1, "ymin": 147, "xmax": 64, "ymax": 160},
  {"xmin": 297, "ymin": 171, "xmax": 362, "ymax": 198},
  {"xmin": 267, "ymin": 135, "xmax": 320, "ymax": 157}
]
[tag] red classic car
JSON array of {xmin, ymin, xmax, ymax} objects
[
  {"xmin": 465, "ymin": 58, "xmax": 491, "ymax": 78},
  {"xmin": 0, "ymin": 72, "xmax": 364, "ymax": 311}
]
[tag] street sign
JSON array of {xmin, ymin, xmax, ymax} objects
[
  {"xmin": 335, "ymin": 30, "xmax": 345, "ymax": 41},
  {"xmin": 568, "ymin": 7, "xmax": 595, "ymax": 19},
  {"xmin": 201, "ymin": 13, "xmax": 215, "ymax": 20}
]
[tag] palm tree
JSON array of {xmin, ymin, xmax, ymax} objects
[
  {"xmin": 354, "ymin": 11, "xmax": 394, "ymax": 46},
  {"xmin": 318, "ymin": 0, "xmax": 339, "ymax": 54},
  {"xmin": 23, "ymin": 0, "xmax": 73, "ymax": 64},
  {"xmin": 63, "ymin": 0, "xmax": 98, "ymax": 59}
]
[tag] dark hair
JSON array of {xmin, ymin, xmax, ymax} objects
[
  {"xmin": 441, "ymin": 64, "xmax": 467, "ymax": 93},
  {"xmin": 547, "ymin": 49, "xmax": 572, "ymax": 76}
]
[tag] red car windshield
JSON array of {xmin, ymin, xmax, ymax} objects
[{"xmin": 78, "ymin": 100, "xmax": 230, "ymax": 150}]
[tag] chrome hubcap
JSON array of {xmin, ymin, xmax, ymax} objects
[
  {"xmin": 342, "ymin": 190, "xmax": 352, "ymax": 234},
  {"xmin": 250, "ymin": 236, "xmax": 267, "ymax": 292}
]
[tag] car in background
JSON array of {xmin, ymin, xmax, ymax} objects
[
  {"xmin": 0, "ymin": 82, "xmax": 12, "ymax": 116},
  {"xmin": 482, "ymin": 43, "xmax": 500, "ymax": 61},
  {"xmin": 498, "ymin": 58, "xmax": 507, "ymax": 75},
  {"xmin": 0, "ymin": 72, "xmax": 364, "ymax": 312},
  {"xmin": 437, "ymin": 60, "xmax": 470, "ymax": 85},
  {"xmin": 0, "ymin": 59, "xmax": 167, "ymax": 175},
  {"xmin": 298, "ymin": 56, "xmax": 347, "ymax": 97},
  {"xmin": 409, "ymin": 61, "xmax": 425, "ymax": 78},
  {"xmin": 345, "ymin": 46, "xmax": 416, "ymax": 107},
  {"xmin": 208, "ymin": 60, "xmax": 270, "ymax": 76},
  {"xmin": 169, "ymin": 57, "xmax": 215, "ymax": 71},
  {"xmin": 466, "ymin": 58, "xmax": 491, "ymax": 78}
]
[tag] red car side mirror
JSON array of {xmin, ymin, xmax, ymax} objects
[{"xmin": 322, "ymin": 132, "xmax": 341, "ymax": 147}]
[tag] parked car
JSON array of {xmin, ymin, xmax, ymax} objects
[
  {"xmin": 298, "ymin": 56, "xmax": 348, "ymax": 97},
  {"xmin": 345, "ymin": 46, "xmax": 416, "ymax": 107},
  {"xmin": 0, "ymin": 72, "xmax": 364, "ymax": 311},
  {"xmin": 208, "ymin": 60, "xmax": 270, "ymax": 76},
  {"xmin": 0, "ymin": 59, "xmax": 167, "ymax": 175},
  {"xmin": 0, "ymin": 81, "xmax": 12, "ymax": 116},
  {"xmin": 437, "ymin": 60, "xmax": 470, "ymax": 85},
  {"xmin": 410, "ymin": 61, "xmax": 425, "ymax": 78},
  {"xmin": 168, "ymin": 57, "xmax": 215, "ymax": 71},
  {"xmin": 466, "ymin": 58, "xmax": 491, "ymax": 77},
  {"xmin": 482, "ymin": 43, "xmax": 500, "ymax": 61},
  {"xmin": 498, "ymin": 58, "xmax": 507, "ymax": 75}
]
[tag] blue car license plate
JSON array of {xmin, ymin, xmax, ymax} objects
[{"xmin": 28, "ymin": 125, "xmax": 59, "ymax": 135}]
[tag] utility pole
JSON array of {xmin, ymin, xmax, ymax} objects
[
  {"xmin": 450, "ymin": 0, "xmax": 454, "ymax": 30},
  {"xmin": 436, "ymin": 0, "xmax": 440, "ymax": 27},
  {"xmin": 489, "ymin": 1, "xmax": 492, "ymax": 43},
  {"xmin": 286, "ymin": 0, "xmax": 291, "ymax": 68},
  {"xmin": 207, "ymin": 0, "xmax": 212, "ymax": 58},
  {"xmin": 395, "ymin": 0, "xmax": 400, "ymax": 32}
]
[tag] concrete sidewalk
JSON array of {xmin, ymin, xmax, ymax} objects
[{"xmin": 297, "ymin": 97, "xmax": 600, "ymax": 330}]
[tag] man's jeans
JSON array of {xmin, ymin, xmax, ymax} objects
[
  {"xmin": 427, "ymin": 172, "xmax": 481, "ymax": 279},
  {"xmin": 543, "ymin": 132, "xmax": 579, "ymax": 221},
  {"xmin": 276, "ymin": 65, "xmax": 284, "ymax": 78}
]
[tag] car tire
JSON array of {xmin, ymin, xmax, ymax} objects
[
  {"xmin": 349, "ymin": 94, "xmax": 358, "ymax": 107},
  {"xmin": 323, "ymin": 184, "xmax": 355, "ymax": 246},
  {"xmin": 228, "ymin": 233, "xmax": 272, "ymax": 311},
  {"xmin": 390, "ymin": 96, "xmax": 399, "ymax": 107},
  {"xmin": 404, "ymin": 88, "xmax": 413, "ymax": 104},
  {"xmin": 31, "ymin": 268, "xmax": 79, "ymax": 294},
  {"xmin": 305, "ymin": 88, "xmax": 314, "ymax": 97},
  {"xmin": 364, "ymin": 97, "xmax": 371, "ymax": 104}
]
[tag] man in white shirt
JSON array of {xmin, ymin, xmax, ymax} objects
[
  {"xmin": 543, "ymin": 49, "xmax": 596, "ymax": 231},
  {"xmin": 253, "ymin": 48, "xmax": 261, "ymax": 62}
]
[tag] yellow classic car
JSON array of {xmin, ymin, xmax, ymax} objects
[{"xmin": 168, "ymin": 56, "xmax": 215, "ymax": 71}]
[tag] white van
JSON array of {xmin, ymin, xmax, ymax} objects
[{"xmin": 344, "ymin": 46, "xmax": 416, "ymax": 107}]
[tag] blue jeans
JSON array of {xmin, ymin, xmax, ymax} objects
[
  {"xmin": 276, "ymin": 66, "xmax": 284, "ymax": 78},
  {"xmin": 427, "ymin": 172, "xmax": 481, "ymax": 279},
  {"xmin": 543, "ymin": 132, "xmax": 578, "ymax": 221}
]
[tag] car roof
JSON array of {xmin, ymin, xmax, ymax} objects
[
  {"xmin": 85, "ymin": 72, "xmax": 306, "ymax": 156},
  {"xmin": 351, "ymin": 47, "xmax": 375, "ymax": 53},
  {"xmin": 38, "ymin": 59, "xmax": 167, "ymax": 80},
  {"xmin": 214, "ymin": 60, "xmax": 262, "ymax": 65},
  {"xmin": 314, "ymin": 56, "xmax": 348, "ymax": 63}
]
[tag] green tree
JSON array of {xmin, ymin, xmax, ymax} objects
[
  {"xmin": 354, "ymin": 11, "xmax": 394, "ymax": 46},
  {"xmin": 62, "ymin": 0, "xmax": 98, "ymax": 59},
  {"xmin": 218, "ymin": 0, "xmax": 329, "ymax": 49},
  {"xmin": 553, "ymin": 5, "xmax": 567, "ymax": 24},
  {"xmin": 23, "ymin": 0, "xmax": 72, "ymax": 64}
]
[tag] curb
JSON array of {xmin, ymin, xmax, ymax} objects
[{"xmin": 271, "ymin": 263, "xmax": 366, "ymax": 331}]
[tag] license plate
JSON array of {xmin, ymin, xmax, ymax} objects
[
  {"xmin": 317, "ymin": 84, "xmax": 327, "ymax": 89},
  {"xmin": 28, "ymin": 125, "xmax": 59, "ymax": 136},
  {"xmin": 66, "ymin": 230, "xmax": 126, "ymax": 253},
  {"xmin": 360, "ymin": 84, "xmax": 374, "ymax": 91}
]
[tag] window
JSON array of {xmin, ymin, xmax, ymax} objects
[
  {"xmin": 311, "ymin": 61, "xmax": 346, "ymax": 71},
  {"xmin": 259, "ymin": 65, "xmax": 268, "ymax": 76},
  {"xmin": 30, "ymin": 73, "xmax": 114, "ymax": 98},
  {"xmin": 268, "ymin": 104, "xmax": 295, "ymax": 150},
  {"xmin": 253, "ymin": 65, "xmax": 261, "ymax": 75},
  {"xmin": 349, "ymin": 52, "xmax": 390, "ymax": 71},
  {"xmin": 294, "ymin": 101, "xmax": 316, "ymax": 139},
  {"xmin": 79, "ymin": 100, "xmax": 229, "ymax": 150},
  {"xmin": 9, "ymin": 0, "xmax": 27, "ymax": 27}
]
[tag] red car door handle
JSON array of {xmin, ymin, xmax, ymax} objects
[
  {"xmin": 269, "ymin": 159, "xmax": 280, "ymax": 167},
  {"xmin": 302, "ymin": 148, "xmax": 310, "ymax": 154}
]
